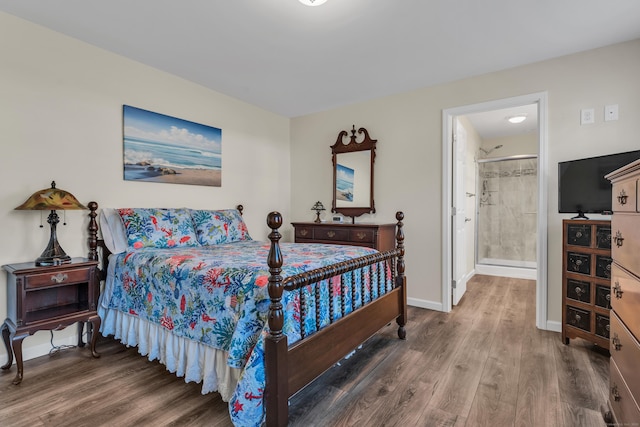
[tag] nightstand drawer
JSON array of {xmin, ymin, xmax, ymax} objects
[
  {"xmin": 349, "ymin": 229, "xmax": 375, "ymax": 244},
  {"xmin": 24, "ymin": 267, "xmax": 91, "ymax": 289}
]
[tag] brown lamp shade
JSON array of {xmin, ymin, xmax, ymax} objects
[
  {"xmin": 15, "ymin": 181, "xmax": 86, "ymax": 266},
  {"xmin": 15, "ymin": 181, "xmax": 87, "ymax": 211}
]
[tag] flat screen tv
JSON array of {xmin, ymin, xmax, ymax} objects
[{"xmin": 558, "ymin": 150, "xmax": 640, "ymax": 218}]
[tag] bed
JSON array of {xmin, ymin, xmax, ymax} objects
[{"xmin": 86, "ymin": 203, "xmax": 406, "ymax": 427}]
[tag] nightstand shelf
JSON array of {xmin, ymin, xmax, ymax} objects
[{"xmin": 1, "ymin": 258, "xmax": 101, "ymax": 385}]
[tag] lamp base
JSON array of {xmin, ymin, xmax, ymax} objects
[
  {"xmin": 35, "ymin": 254, "xmax": 71, "ymax": 267},
  {"xmin": 35, "ymin": 210, "xmax": 72, "ymax": 266}
]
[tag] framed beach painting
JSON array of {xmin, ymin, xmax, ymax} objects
[
  {"xmin": 123, "ymin": 105, "xmax": 222, "ymax": 187},
  {"xmin": 336, "ymin": 163, "xmax": 354, "ymax": 202}
]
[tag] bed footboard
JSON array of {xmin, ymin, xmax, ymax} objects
[{"xmin": 265, "ymin": 211, "xmax": 406, "ymax": 427}]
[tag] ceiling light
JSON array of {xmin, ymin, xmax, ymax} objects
[
  {"xmin": 507, "ymin": 115, "xmax": 527, "ymax": 124},
  {"xmin": 299, "ymin": 0, "xmax": 327, "ymax": 6}
]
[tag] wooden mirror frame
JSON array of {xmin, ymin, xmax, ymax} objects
[{"xmin": 331, "ymin": 125, "xmax": 376, "ymax": 223}]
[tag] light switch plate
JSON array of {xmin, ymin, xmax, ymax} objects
[{"xmin": 605, "ymin": 104, "xmax": 619, "ymax": 121}]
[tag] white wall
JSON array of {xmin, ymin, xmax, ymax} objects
[
  {"xmin": 0, "ymin": 12, "xmax": 290, "ymax": 361},
  {"xmin": 290, "ymin": 38, "xmax": 640, "ymax": 320}
]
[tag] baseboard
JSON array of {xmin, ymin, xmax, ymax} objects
[
  {"xmin": 407, "ymin": 297, "xmax": 443, "ymax": 312},
  {"xmin": 545, "ymin": 320, "xmax": 562, "ymax": 333},
  {"xmin": 1, "ymin": 333, "xmax": 79, "ymax": 366},
  {"xmin": 475, "ymin": 264, "xmax": 537, "ymax": 280}
]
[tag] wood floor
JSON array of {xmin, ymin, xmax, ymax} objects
[{"xmin": 0, "ymin": 275, "xmax": 610, "ymax": 426}]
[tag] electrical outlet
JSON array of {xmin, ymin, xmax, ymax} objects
[
  {"xmin": 581, "ymin": 108, "xmax": 595, "ymax": 125},
  {"xmin": 605, "ymin": 104, "xmax": 619, "ymax": 121}
]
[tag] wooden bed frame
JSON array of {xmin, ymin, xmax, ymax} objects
[{"xmin": 86, "ymin": 203, "xmax": 406, "ymax": 427}]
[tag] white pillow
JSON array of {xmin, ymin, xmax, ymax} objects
[{"xmin": 99, "ymin": 208, "xmax": 128, "ymax": 254}]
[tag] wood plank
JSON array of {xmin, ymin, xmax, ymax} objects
[{"xmin": 0, "ymin": 276, "xmax": 609, "ymax": 427}]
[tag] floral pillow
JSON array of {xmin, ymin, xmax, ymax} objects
[
  {"xmin": 118, "ymin": 208, "xmax": 200, "ymax": 249},
  {"xmin": 190, "ymin": 209, "xmax": 252, "ymax": 245}
]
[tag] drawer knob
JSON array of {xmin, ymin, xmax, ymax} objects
[
  {"xmin": 300, "ymin": 229, "xmax": 308, "ymax": 237},
  {"xmin": 575, "ymin": 259, "xmax": 582, "ymax": 266},
  {"xmin": 356, "ymin": 232, "xmax": 366, "ymax": 240},
  {"xmin": 575, "ymin": 231, "xmax": 583, "ymax": 238},
  {"xmin": 327, "ymin": 231, "xmax": 336, "ymax": 238},
  {"xmin": 574, "ymin": 286, "xmax": 583, "ymax": 296},
  {"xmin": 617, "ymin": 189, "xmax": 628, "ymax": 205},
  {"xmin": 614, "ymin": 230, "xmax": 624, "ymax": 247},
  {"xmin": 50, "ymin": 273, "xmax": 68, "ymax": 284},
  {"xmin": 574, "ymin": 314, "xmax": 581, "ymax": 322},
  {"xmin": 611, "ymin": 384, "xmax": 621, "ymax": 402},
  {"xmin": 612, "ymin": 334, "xmax": 622, "ymax": 351},
  {"xmin": 613, "ymin": 281, "xmax": 624, "ymax": 299}
]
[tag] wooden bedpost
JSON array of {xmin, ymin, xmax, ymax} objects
[
  {"xmin": 87, "ymin": 201, "xmax": 98, "ymax": 261},
  {"xmin": 265, "ymin": 212, "xmax": 289, "ymax": 427},
  {"xmin": 395, "ymin": 211, "xmax": 407, "ymax": 340}
]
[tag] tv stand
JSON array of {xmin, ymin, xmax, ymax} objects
[{"xmin": 571, "ymin": 211, "xmax": 589, "ymax": 220}]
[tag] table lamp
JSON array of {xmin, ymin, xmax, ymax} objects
[
  {"xmin": 311, "ymin": 201, "xmax": 325, "ymax": 223},
  {"xmin": 15, "ymin": 181, "xmax": 87, "ymax": 266}
]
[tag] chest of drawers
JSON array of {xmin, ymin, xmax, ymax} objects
[
  {"xmin": 561, "ymin": 219, "xmax": 612, "ymax": 349},
  {"xmin": 291, "ymin": 222, "xmax": 396, "ymax": 251},
  {"xmin": 606, "ymin": 158, "xmax": 640, "ymax": 424}
]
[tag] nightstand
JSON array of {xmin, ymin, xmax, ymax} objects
[{"xmin": 1, "ymin": 258, "xmax": 101, "ymax": 384}]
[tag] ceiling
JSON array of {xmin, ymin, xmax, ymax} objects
[{"xmin": 2, "ymin": 1, "xmax": 640, "ymax": 125}]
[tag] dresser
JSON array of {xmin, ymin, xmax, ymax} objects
[
  {"xmin": 606, "ymin": 159, "xmax": 640, "ymax": 424},
  {"xmin": 561, "ymin": 219, "xmax": 612, "ymax": 349},
  {"xmin": 291, "ymin": 222, "xmax": 396, "ymax": 251}
]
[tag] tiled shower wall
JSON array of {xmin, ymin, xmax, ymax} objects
[{"xmin": 477, "ymin": 157, "xmax": 537, "ymax": 266}]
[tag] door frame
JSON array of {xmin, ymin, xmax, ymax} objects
[{"xmin": 441, "ymin": 91, "xmax": 549, "ymax": 330}]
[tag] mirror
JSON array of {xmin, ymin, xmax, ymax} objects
[{"xmin": 331, "ymin": 125, "xmax": 376, "ymax": 223}]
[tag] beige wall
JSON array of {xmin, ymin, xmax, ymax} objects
[
  {"xmin": 291, "ymin": 39, "xmax": 640, "ymax": 326},
  {"xmin": 0, "ymin": 12, "xmax": 290, "ymax": 361}
]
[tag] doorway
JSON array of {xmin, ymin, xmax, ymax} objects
[{"xmin": 442, "ymin": 92, "xmax": 549, "ymax": 330}]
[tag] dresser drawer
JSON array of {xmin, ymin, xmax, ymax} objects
[
  {"xmin": 23, "ymin": 267, "xmax": 91, "ymax": 290},
  {"xmin": 314, "ymin": 227, "xmax": 349, "ymax": 242},
  {"xmin": 611, "ymin": 264, "xmax": 640, "ymax": 340},
  {"xmin": 611, "ymin": 178, "xmax": 638, "ymax": 213},
  {"xmin": 596, "ymin": 225, "xmax": 612, "ymax": 250},
  {"xmin": 566, "ymin": 278, "xmax": 590, "ymax": 304},
  {"xmin": 294, "ymin": 226, "xmax": 315, "ymax": 240},
  {"xmin": 595, "ymin": 284, "xmax": 611, "ymax": 309},
  {"xmin": 595, "ymin": 255, "xmax": 612, "ymax": 279},
  {"xmin": 566, "ymin": 305, "xmax": 590, "ymax": 332},
  {"xmin": 611, "ymin": 214, "xmax": 640, "ymax": 278},
  {"xmin": 349, "ymin": 228, "xmax": 375, "ymax": 244},
  {"xmin": 610, "ymin": 312, "xmax": 640, "ymax": 403},
  {"xmin": 610, "ymin": 358, "xmax": 640, "ymax": 425},
  {"xmin": 567, "ymin": 252, "xmax": 590, "ymax": 275},
  {"xmin": 595, "ymin": 313, "xmax": 609, "ymax": 339},
  {"xmin": 567, "ymin": 224, "xmax": 591, "ymax": 247}
]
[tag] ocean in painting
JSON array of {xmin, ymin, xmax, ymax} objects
[
  {"xmin": 123, "ymin": 137, "xmax": 221, "ymax": 175},
  {"xmin": 336, "ymin": 164, "xmax": 354, "ymax": 202}
]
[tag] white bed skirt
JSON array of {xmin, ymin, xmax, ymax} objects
[{"xmin": 99, "ymin": 306, "xmax": 241, "ymax": 401}]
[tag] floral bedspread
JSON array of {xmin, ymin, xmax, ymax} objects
[{"xmin": 101, "ymin": 240, "xmax": 393, "ymax": 426}]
